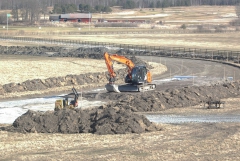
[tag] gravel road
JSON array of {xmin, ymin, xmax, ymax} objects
[{"xmin": 140, "ymin": 56, "xmax": 240, "ymax": 91}]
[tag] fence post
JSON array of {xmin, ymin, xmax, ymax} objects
[
  {"xmin": 227, "ymin": 52, "xmax": 228, "ymax": 62},
  {"xmin": 238, "ymin": 53, "xmax": 239, "ymax": 64},
  {"xmin": 206, "ymin": 49, "xmax": 208, "ymax": 59}
]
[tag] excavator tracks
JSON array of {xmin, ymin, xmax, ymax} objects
[{"xmin": 105, "ymin": 83, "xmax": 156, "ymax": 93}]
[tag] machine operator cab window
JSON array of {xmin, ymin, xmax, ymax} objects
[{"xmin": 131, "ymin": 66, "xmax": 147, "ymax": 84}]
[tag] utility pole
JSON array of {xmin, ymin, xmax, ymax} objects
[{"xmin": 89, "ymin": 12, "xmax": 90, "ymax": 31}]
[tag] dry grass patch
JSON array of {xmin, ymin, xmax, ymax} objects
[
  {"xmin": 149, "ymin": 62, "xmax": 167, "ymax": 75},
  {"xmin": 0, "ymin": 55, "xmax": 124, "ymax": 85},
  {"xmin": 1, "ymin": 121, "xmax": 240, "ymax": 160},
  {"xmin": 50, "ymin": 31, "xmax": 240, "ymax": 51},
  {"xmin": 0, "ymin": 55, "xmax": 166, "ymax": 85}
]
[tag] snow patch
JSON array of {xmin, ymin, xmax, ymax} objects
[
  {"xmin": 112, "ymin": 11, "xmax": 135, "ymax": 15},
  {"xmin": 124, "ymin": 13, "xmax": 169, "ymax": 18}
]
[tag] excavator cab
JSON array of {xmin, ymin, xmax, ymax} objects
[{"xmin": 131, "ymin": 66, "xmax": 148, "ymax": 84}]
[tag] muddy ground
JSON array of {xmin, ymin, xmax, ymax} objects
[
  {"xmin": 1, "ymin": 46, "xmax": 240, "ymax": 135},
  {"xmin": 1, "ymin": 102, "xmax": 240, "ymax": 160},
  {"xmin": 1, "ymin": 80, "xmax": 239, "ymax": 135},
  {"xmin": 1, "ymin": 45, "xmax": 240, "ymax": 160}
]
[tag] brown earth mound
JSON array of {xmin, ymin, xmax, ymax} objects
[
  {"xmin": 2, "ymin": 105, "xmax": 161, "ymax": 135},
  {"xmin": 96, "ymin": 81, "xmax": 240, "ymax": 112},
  {"xmin": 0, "ymin": 45, "xmax": 237, "ymax": 62}
]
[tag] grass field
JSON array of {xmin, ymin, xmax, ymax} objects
[
  {"xmin": 0, "ymin": 55, "xmax": 123, "ymax": 85},
  {"xmin": 0, "ymin": 55, "xmax": 166, "ymax": 85},
  {"xmin": 2, "ymin": 31, "xmax": 240, "ymax": 51},
  {"xmin": 57, "ymin": 32, "xmax": 240, "ymax": 51},
  {"xmin": 0, "ymin": 6, "xmax": 238, "ymax": 51}
]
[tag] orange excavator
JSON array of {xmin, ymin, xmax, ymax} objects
[{"xmin": 104, "ymin": 52, "xmax": 156, "ymax": 92}]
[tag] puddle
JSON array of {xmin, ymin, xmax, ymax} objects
[{"xmin": 0, "ymin": 95, "xmax": 105, "ymax": 124}]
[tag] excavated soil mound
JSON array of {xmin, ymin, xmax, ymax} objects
[
  {"xmin": 2, "ymin": 81, "xmax": 240, "ymax": 134},
  {"xmin": 91, "ymin": 81, "xmax": 240, "ymax": 112},
  {"xmin": 0, "ymin": 45, "xmax": 237, "ymax": 62},
  {"xmin": 2, "ymin": 105, "xmax": 161, "ymax": 135}
]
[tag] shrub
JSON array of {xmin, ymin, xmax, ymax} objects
[
  {"xmin": 0, "ymin": 13, "xmax": 12, "ymax": 24},
  {"xmin": 180, "ymin": 24, "xmax": 187, "ymax": 29},
  {"xmin": 195, "ymin": 25, "xmax": 211, "ymax": 33},
  {"xmin": 215, "ymin": 27, "xmax": 223, "ymax": 33},
  {"xmin": 229, "ymin": 18, "xmax": 240, "ymax": 26}
]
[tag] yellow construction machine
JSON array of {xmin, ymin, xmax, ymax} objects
[{"xmin": 54, "ymin": 87, "xmax": 79, "ymax": 111}]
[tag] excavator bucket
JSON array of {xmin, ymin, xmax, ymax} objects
[{"xmin": 105, "ymin": 84, "xmax": 121, "ymax": 93}]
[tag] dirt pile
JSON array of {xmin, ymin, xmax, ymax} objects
[
  {"xmin": 3, "ymin": 105, "xmax": 160, "ymax": 134},
  {"xmin": 1, "ymin": 72, "xmax": 107, "ymax": 94},
  {"xmin": 0, "ymin": 46, "xmax": 63, "ymax": 56},
  {"xmin": 1, "ymin": 45, "xmax": 237, "ymax": 62},
  {"xmin": 50, "ymin": 47, "xmax": 109, "ymax": 59},
  {"xmin": 3, "ymin": 81, "xmax": 240, "ymax": 134},
  {"xmin": 0, "ymin": 46, "xmax": 111, "ymax": 59},
  {"xmin": 93, "ymin": 81, "xmax": 240, "ymax": 112}
]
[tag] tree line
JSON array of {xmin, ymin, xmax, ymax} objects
[
  {"xmin": 51, "ymin": 3, "xmax": 112, "ymax": 14},
  {"xmin": 2, "ymin": 0, "xmax": 240, "ymax": 10}
]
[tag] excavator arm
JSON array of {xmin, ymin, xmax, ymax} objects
[{"xmin": 104, "ymin": 52, "xmax": 135, "ymax": 83}]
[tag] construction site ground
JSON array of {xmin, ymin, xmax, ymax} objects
[
  {"xmin": 1, "ymin": 99, "xmax": 240, "ymax": 160},
  {"xmin": 0, "ymin": 5, "xmax": 240, "ymax": 160},
  {"xmin": 1, "ymin": 50, "xmax": 240, "ymax": 160}
]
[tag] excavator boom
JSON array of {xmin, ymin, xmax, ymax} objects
[{"xmin": 104, "ymin": 52, "xmax": 135, "ymax": 83}]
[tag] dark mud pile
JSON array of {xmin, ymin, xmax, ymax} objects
[
  {"xmin": 0, "ymin": 72, "xmax": 110, "ymax": 95},
  {"xmin": 0, "ymin": 45, "xmax": 237, "ymax": 62},
  {"xmin": 90, "ymin": 81, "xmax": 240, "ymax": 111},
  {"xmin": 0, "ymin": 46, "xmax": 65, "ymax": 56},
  {"xmin": 2, "ymin": 81, "xmax": 239, "ymax": 134},
  {"xmin": 2, "ymin": 105, "xmax": 161, "ymax": 134}
]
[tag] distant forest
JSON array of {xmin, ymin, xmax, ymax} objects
[{"xmin": 1, "ymin": 0, "xmax": 240, "ymax": 10}]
